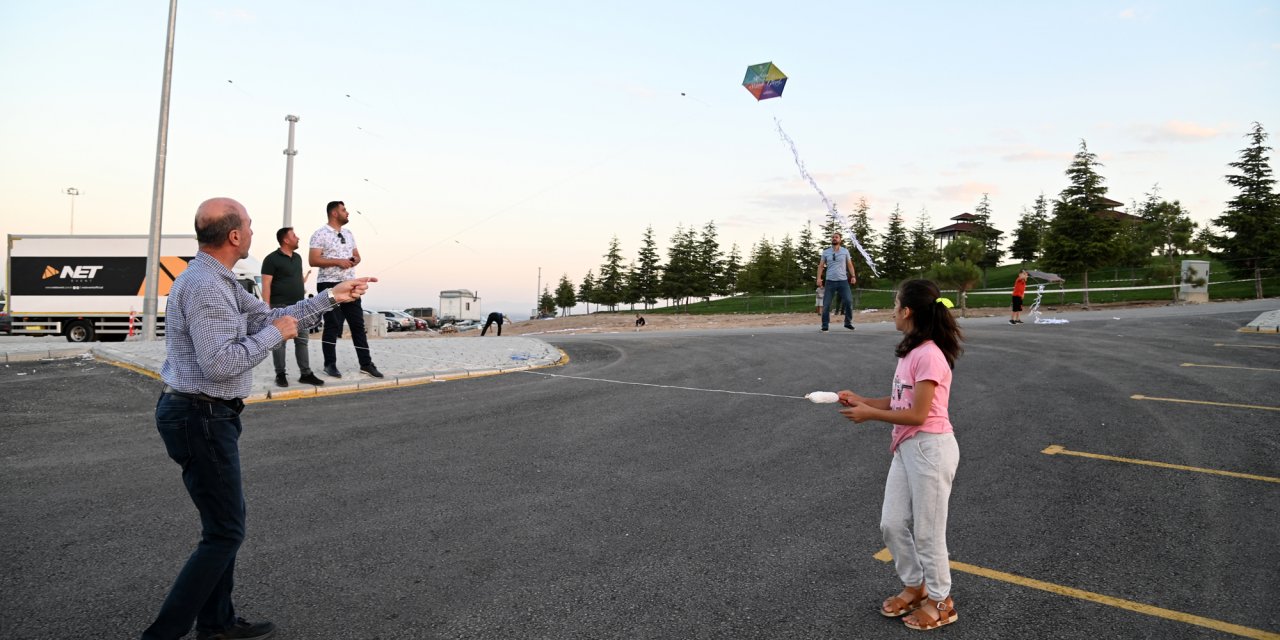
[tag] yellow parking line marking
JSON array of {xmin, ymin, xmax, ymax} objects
[
  {"xmin": 873, "ymin": 549, "xmax": 1280, "ymax": 639},
  {"xmin": 1042, "ymin": 445, "xmax": 1280, "ymax": 484},
  {"xmin": 1214, "ymin": 343, "xmax": 1280, "ymax": 349},
  {"xmin": 1131, "ymin": 394, "xmax": 1280, "ymax": 412},
  {"xmin": 1181, "ymin": 363, "xmax": 1280, "ymax": 372}
]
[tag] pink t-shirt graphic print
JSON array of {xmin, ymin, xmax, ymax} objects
[{"xmin": 888, "ymin": 340, "xmax": 953, "ymax": 453}]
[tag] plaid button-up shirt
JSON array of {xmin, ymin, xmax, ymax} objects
[{"xmin": 161, "ymin": 252, "xmax": 335, "ymax": 399}]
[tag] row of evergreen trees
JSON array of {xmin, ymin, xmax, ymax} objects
[{"xmin": 540, "ymin": 122, "xmax": 1278, "ymax": 315}]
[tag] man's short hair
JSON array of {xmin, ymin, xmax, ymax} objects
[
  {"xmin": 276, "ymin": 226, "xmax": 293, "ymax": 244},
  {"xmin": 327, "ymin": 201, "xmax": 344, "ymax": 216},
  {"xmin": 195, "ymin": 207, "xmax": 243, "ymax": 247}
]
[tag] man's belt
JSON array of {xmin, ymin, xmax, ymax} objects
[{"xmin": 162, "ymin": 386, "xmax": 245, "ymax": 413}]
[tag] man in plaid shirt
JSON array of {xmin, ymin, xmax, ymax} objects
[{"xmin": 144, "ymin": 197, "xmax": 374, "ymax": 640}]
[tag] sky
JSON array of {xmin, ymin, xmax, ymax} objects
[{"xmin": 1, "ymin": 1, "xmax": 1277, "ymax": 318}]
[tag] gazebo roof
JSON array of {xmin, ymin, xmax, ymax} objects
[
  {"xmin": 932, "ymin": 222, "xmax": 980, "ymax": 235},
  {"xmin": 950, "ymin": 212, "xmax": 979, "ymax": 222}
]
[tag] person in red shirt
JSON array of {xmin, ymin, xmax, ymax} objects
[{"xmin": 1010, "ymin": 270, "xmax": 1028, "ymax": 324}]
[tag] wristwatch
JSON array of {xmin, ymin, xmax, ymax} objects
[{"xmin": 326, "ymin": 288, "xmax": 337, "ymax": 304}]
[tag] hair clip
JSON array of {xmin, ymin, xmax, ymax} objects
[{"xmin": 936, "ymin": 297, "xmax": 954, "ymax": 309}]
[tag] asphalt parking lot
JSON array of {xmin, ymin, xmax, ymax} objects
[{"xmin": 1, "ymin": 307, "xmax": 1277, "ymax": 639}]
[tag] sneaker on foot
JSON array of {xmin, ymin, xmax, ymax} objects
[
  {"xmin": 197, "ymin": 617, "xmax": 276, "ymax": 640},
  {"xmin": 274, "ymin": 373, "xmax": 288, "ymax": 388},
  {"xmin": 844, "ymin": 324, "xmax": 855, "ymax": 330},
  {"xmin": 1009, "ymin": 319, "xmax": 1017, "ymax": 325},
  {"xmin": 820, "ymin": 327, "xmax": 829, "ymax": 332},
  {"xmin": 360, "ymin": 364, "xmax": 384, "ymax": 378},
  {"xmin": 298, "ymin": 373, "xmax": 325, "ymax": 386},
  {"xmin": 323, "ymin": 365, "xmax": 342, "ymax": 378}
]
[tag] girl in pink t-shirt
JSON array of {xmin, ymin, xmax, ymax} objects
[{"xmin": 838, "ymin": 278, "xmax": 964, "ymax": 631}]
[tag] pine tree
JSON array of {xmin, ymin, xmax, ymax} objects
[
  {"xmin": 1011, "ymin": 192, "xmax": 1050, "ymax": 263},
  {"xmin": 848, "ymin": 197, "xmax": 879, "ymax": 280},
  {"xmin": 634, "ymin": 225, "xmax": 662, "ymax": 308},
  {"xmin": 819, "ymin": 209, "xmax": 843, "ymax": 243},
  {"xmin": 538, "ymin": 286, "xmax": 556, "ymax": 317},
  {"xmin": 555, "ymin": 274, "xmax": 576, "ymax": 316},
  {"xmin": 577, "ymin": 270, "xmax": 596, "ymax": 314},
  {"xmin": 971, "ymin": 193, "xmax": 1006, "ymax": 284},
  {"xmin": 879, "ymin": 204, "xmax": 912, "ymax": 282},
  {"xmin": 723, "ymin": 243, "xmax": 743, "ymax": 294},
  {"xmin": 660, "ymin": 225, "xmax": 698, "ymax": 309},
  {"xmin": 795, "ymin": 222, "xmax": 819, "ymax": 284},
  {"xmin": 777, "ymin": 234, "xmax": 800, "ymax": 294},
  {"xmin": 1042, "ymin": 140, "xmax": 1120, "ymax": 305},
  {"xmin": 596, "ymin": 236, "xmax": 625, "ymax": 310},
  {"xmin": 1213, "ymin": 122, "xmax": 1279, "ymax": 298},
  {"xmin": 909, "ymin": 209, "xmax": 940, "ymax": 275},
  {"xmin": 696, "ymin": 221, "xmax": 724, "ymax": 298},
  {"xmin": 622, "ymin": 262, "xmax": 640, "ymax": 310}
]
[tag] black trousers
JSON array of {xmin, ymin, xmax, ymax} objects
[
  {"xmin": 318, "ymin": 282, "xmax": 373, "ymax": 367},
  {"xmin": 481, "ymin": 314, "xmax": 503, "ymax": 336}
]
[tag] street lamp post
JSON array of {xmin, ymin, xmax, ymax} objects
[
  {"xmin": 141, "ymin": 0, "xmax": 179, "ymax": 342},
  {"xmin": 64, "ymin": 187, "xmax": 80, "ymax": 233},
  {"xmin": 282, "ymin": 115, "xmax": 299, "ymax": 227}
]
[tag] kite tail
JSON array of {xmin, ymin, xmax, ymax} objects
[{"xmin": 774, "ymin": 118, "xmax": 880, "ymax": 277}]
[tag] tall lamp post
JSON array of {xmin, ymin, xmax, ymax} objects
[
  {"xmin": 282, "ymin": 115, "xmax": 299, "ymax": 227},
  {"xmin": 141, "ymin": 0, "xmax": 178, "ymax": 341},
  {"xmin": 64, "ymin": 188, "xmax": 81, "ymax": 233}
]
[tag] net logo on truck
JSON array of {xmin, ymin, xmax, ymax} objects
[
  {"xmin": 12, "ymin": 256, "xmax": 191, "ymax": 296},
  {"xmin": 42, "ymin": 264, "xmax": 104, "ymax": 279}
]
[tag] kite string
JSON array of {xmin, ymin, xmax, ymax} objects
[
  {"xmin": 277, "ymin": 305, "xmax": 807, "ymax": 400},
  {"xmin": 774, "ymin": 117, "xmax": 880, "ymax": 277}
]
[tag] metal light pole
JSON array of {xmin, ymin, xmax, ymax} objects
[
  {"xmin": 282, "ymin": 115, "xmax": 299, "ymax": 227},
  {"xmin": 142, "ymin": 0, "xmax": 178, "ymax": 341},
  {"xmin": 536, "ymin": 266, "xmax": 541, "ymax": 318},
  {"xmin": 64, "ymin": 188, "xmax": 80, "ymax": 233}
]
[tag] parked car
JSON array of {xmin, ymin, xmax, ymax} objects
[
  {"xmin": 0, "ymin": 308, "xmax": 10, "ymax": 335},
  {"xmin": 377, "ymin": 310, "xmax": 413, "ymax": 332},
  {"xmin": 385, "ymin": 310, "xmax": 424, "ymax": 331}
]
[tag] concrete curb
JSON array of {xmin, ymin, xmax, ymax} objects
[{"xmin": 1239, "ymin": 309, "xmax": 1280, "ymax": 333}]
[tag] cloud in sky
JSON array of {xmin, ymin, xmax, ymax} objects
[
  {"xmin": 1118, "ymin": 8, "xmax": 1138, "ymax": 20},
  {"xmin": 931, "ymin": 182, "xmax": 1000, "ymax": 205},
  {"xmin": 1002, "ymin": 148, "xmax": 1073, "ymax": 163},
  {"xmin": 1133, "ymin": 120, "xmax": 1225, "ymax": 143}
]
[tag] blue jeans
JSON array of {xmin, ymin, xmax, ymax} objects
[
  {"xmin": 143, "ymin": 394, "xmax": 246, "ymax": 640},
  {"xmin": 821, "ymin": 280, "xmax": 854, "ymax": 329}
]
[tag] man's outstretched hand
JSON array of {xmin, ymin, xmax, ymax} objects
[{"xmin": 332, "ymin": 277, "xmax": 377, "ymax": 303}]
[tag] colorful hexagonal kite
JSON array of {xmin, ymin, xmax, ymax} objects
[{"xmin": 742, "ymin": 61, "xmax": 787, "ymax": 101}]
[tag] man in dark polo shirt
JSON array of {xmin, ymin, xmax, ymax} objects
[{"xmin": 262, "ymin": 227, "xmax": 324, "ymax": 387}]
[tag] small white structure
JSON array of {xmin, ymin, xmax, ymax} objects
[
  {"xmin": 1179, "ymin": 260, "xmax": 1210, "ymax": 304},
  {"xmin": 440, "ymin": 289, "xmax": 482, "ymax": 321}
]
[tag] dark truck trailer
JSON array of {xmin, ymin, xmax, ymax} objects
[{"xmin": 5, "ymin": 234, "xmax": 260, "ymax": 342}]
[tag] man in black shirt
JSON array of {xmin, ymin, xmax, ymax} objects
[
  {"xmin": 262, "ymin": 227, "xmax": 324, "ymax": 387},
  {"xmin": 481, "ymin": 311, "xmax": 505, "ymax": 336}
]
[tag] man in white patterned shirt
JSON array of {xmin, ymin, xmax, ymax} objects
[
  {"xmin": 145, "ymin": 197, "xmax": 374, "ymax": 640},
  {"xmin": 308, "ymin": 200, "xmax": 382, "ymax": 378}
]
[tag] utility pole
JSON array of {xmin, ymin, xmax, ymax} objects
[
  {"xmin": 283, "ymin": 115, "xmax": 299, "ymax": 227},
  {"xmin": 142, "ymin": 0, "xmax": 178, "ymax": 342},
  {"xmin": 64, "ymin": 188, "xmax": 80, "ymax": 233},
  {"xmin": 536, "ymin": 266, "xmax": 541, "ymax": 318}
]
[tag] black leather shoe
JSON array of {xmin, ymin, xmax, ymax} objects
[
  {"xmin": 197, "ymin": 617, "xmax": 276, "ymax": 640},
  {"xmin": 274, "ymin": 374, "xmax": 288, "ymax": 388},
  {"xmin": 323, "ymin": 365, "xmax": 342, "ymax": 378},
  {"xmin": 298, "ymin": 373, "xmax": 325, "ymax": 386},
  {"xmin": 360, "ymin": 364, "xmax": 384, "ymax": 378}
]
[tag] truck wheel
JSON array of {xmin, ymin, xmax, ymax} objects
[{"xmin": 65, "ymin": 320, "xmax": 96, "ymax": 343}]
